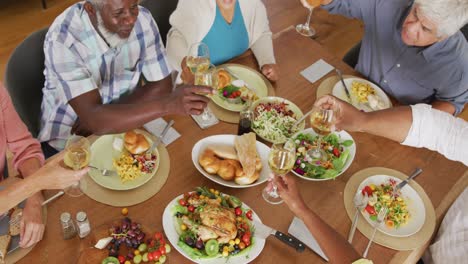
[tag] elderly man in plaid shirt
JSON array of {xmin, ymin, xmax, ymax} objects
[{"xmin": 38, "ymin": 0, "xmax": 211, "ymax": 156}]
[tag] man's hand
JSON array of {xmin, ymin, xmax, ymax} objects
[
  {"xmin": 20, "ymin": 194, "xmax": 45, "ymax": 248},
  {"xmin": 273, "ymin": 174, "xmax": 308, "ymax": 217},
  {"xmin": 314, "ymin": 95, "xmax": 367, "ymax": 132},
  {"xmin": 261, "ymin": 64, "xmax": 280, "ymax": 81},
  {"xmin": 180, "ymin": 57, "xmax": 195, "ymax": 85},
  {"xmin": 165, "ymin": 85, "xmax": 213, "ymax": 115}
]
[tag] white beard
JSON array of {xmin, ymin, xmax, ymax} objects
[{"xmin": 96, "ymin": 12, "xmax": 127, "ymax": 48}]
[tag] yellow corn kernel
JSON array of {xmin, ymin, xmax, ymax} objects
[
  {"xmin": 215, "ymin": 190, "xmax": 220, "ymax": 195},
  {"xmin": 223, "ymin": 246, "xmax": 229, "ymax": 252},
  {"xmin": 229, "ymin": 240, "xmax": 235, "ymax": 246},
  {"xmin": 222, "ymin": 251, "xmax": 229, "ymax": 257},
  {"xmin": 181, "ymin": 224, "xmax": 187, "ymax": 231}
]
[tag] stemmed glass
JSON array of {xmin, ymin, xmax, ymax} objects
[
  {"xmin": 187, "ymin": 42, "xmax": 210, "ymax": 74},
  {"xmin": 63, "ymin": 135, "xmax": 90, "ymax": 197},
  {"xmin": 262, "ymin": 140, "xmax": 296, "ymax": 204},
  {"xmin": 194, "ymin": 64, "xmax": 218, "ymax": 121},
  {"xmin": 307, "ymin": 106, "xmax": 338, "ymax": 161},
  {"xmin": 296, "ymin": 0, "xmax": 321, "ymax": 37}
]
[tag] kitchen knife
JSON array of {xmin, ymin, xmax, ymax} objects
[{"xmin": 253, "ymin": 220, "xmax": 305, "ymax": 252}]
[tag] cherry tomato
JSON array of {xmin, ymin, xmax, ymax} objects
[
  {"xmin": 245, "ymin": 210, "xmax": 253, "ymax": 221},
  {"xmin": 118, "ymin": 255, "xmax": 126, "ymax": 264},
  {"xmin": 178, "ymin": 199, "xmax": 187, "ymax": 206},
  {"xmin": 332, "ymin": 147, "xmax": 341, "ymax": 157},
  {"xmin": 154, "ymin": 232, "xmax": 163, "ymax": 240},
  {"xmin": 234, "ymin": 207, "xmax": 242, "ymax": 216},
  {"xmin": 188, "ymin": 205, "xmax": 195, "ymax": 213},
  {"xmin": 148, "ymin": 252, "xmax": 154, "ymax": 261},
  {"xmin": 159, "ymin": 245, "xmax": 166, "ymax": 255},
  {"xmin": 242, "ymin": 232, "xmax": 251, "ymax": 247},
  {"xmin": 365, "ymin": 205, "xmax": 376, "ymax": 215},
  {"xmin": 361, "ymin": 186, "xmax": 373, "ymax": 196},
  {"xmin": 159, "ymin": 237, "xmax": 166, "ymax": 245},
  {"xmin": 153, "ymin": 250, "xmax": 162, "ymax": 260}
]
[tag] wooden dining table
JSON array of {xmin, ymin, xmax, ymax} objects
[{"xmin": 3, "ymin": 27, "xmax": 467, "ymax": 264}]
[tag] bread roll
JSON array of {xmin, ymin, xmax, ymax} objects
[{"xmin": 124, "ymin": 131, "xmax": 150, "ymax": 154}]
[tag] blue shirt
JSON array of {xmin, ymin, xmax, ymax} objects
[
  {"xmin": 39, "ymin": 2, "xmax": 171, "ymax": 149},
  {"xmin": 323, "ymin": 0, "xmax": 468, "ymax": 114},
  {"xmin": 202, "ymin": 1, "xmax": 249, "ymax": 65}
]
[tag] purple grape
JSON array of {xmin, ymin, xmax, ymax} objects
[
  {"xmin": 131, "ymin": 223, "xmax": 138, "ymax": 230},
  {"xmin": 127, "ymin": 252, "xmax": 135, "ymax": 259},
  {"xmin": 137, "ymin": 233, "xmax": 145, "ymax": 241},
  {"xmin": 185, "ymin": 237, "xmax": 195, "ymax": 247},
  {"xmin": 195, "ymin": 239, "xmax": 204, "ymax": 249}
]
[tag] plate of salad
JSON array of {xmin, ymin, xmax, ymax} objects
[
  {"xmin": 250, "ymin": 97, "xmax": 305, "ymax": 144},
  {"xmin": 162, "ymin": 187, "xmax": 265, "ymax": 264},
  {"xmin": 291, "ymin": 128, "xmax": 356, "ymax": 180},
  {"xmin": 357, "ymin": 175, "xmax": 426, "ymax": 237}
]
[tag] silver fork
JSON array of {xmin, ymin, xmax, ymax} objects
[
  {"xmin": 348, "ymin": 192, "xmax": 369, "ymax": 243},
  {"xmin": 88, "ymin": 165, "xmax": 115, "ymax": 176},
  {"xmin": 363, "ymin": 207, "xmax": 388, "ymax": 258}
]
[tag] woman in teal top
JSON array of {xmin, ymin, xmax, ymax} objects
[
  {"xmin": 167, "ymin": 0, "xmax": 279, "ymax": 82},
  {"xmin": 201, "ymin": 0, "xmax": 249, "ymax": 65}
]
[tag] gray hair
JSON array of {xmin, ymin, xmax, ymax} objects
[
  {"xmin": 87, "ymin": 0, "xmax": 106, "ymax": 10},
  {"xmin": 415, "ymin": 0, "xmax": 468, "ymax": 37}
]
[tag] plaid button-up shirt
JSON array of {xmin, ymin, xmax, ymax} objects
[{"xmin": 39, "ymin": 2, "xmax": 171, "ymax": 150}]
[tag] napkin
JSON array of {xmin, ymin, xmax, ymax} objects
[
  {"xmin": 301, "ymin": 59, "xmax": 334, "ymax": 84},
  {"xmin": 191, "ymin": 107, "xmax": 219, "ymax": 129},
  {"xmin": 143, "ymin": 118, "xmax": 181, "ymax": 146},
  {"xmin": 288, "ymin": 217, "xmax": 329, "ymax": 262}
]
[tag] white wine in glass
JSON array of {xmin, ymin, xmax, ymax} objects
[
  {"xmin": 262, "ymin": 140, "xmax": 296, "ymax": 204},
  {"xmin": 194, "ymin": 64, "xmax": 218, "ymax": 121},
  {"xmin": 64, "ymin": 135, "xmax": 90, "ymax": 197},
  {"xmin": 308, "ymin": 107, "xmax": 336, "ymax": 161},
  {"xmin": 187, "ymin": 42, "xmax": 210, "ymax": 74}
]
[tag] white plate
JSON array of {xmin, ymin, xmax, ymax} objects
[
  {"xmin": 162, "ymin": 193, "xmax": 266, "ymax": 264},
  {"xmin": 332, "ymin": 77, "xmax": 392, "ymax": 112},
  {"xmin": 357, "ymin": 175, "xmax": 426, "ymax": 237},
  {"xmin": 88, "ymin": 130, "xmax": 160, "ymax": 191},
  {"xmin": 291, "ymin": 128, "xmax": 356, "ymax": 181},
  {"xmin": 192, "ymin": 135, "xmax": 271, "ymax": 188}
]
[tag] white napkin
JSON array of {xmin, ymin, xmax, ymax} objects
[
  {"xmin": 191, "ymin": 107, "xmax": 219, "ymax": 129},
  {"xmin": 301, "ymin": 59, "xmax": 334, "ymax": 84},
  {"xmin": 288, "ymin": 217, "xmax": 329, "ymax": 262},
  {"xmin": 143, "ymin": 118, "xmax": 180, "ymax": 146}
]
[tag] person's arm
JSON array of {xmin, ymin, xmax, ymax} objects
[
  {"xmin": 314, "ymin": 95, "xmax": 412, "ymax": 142},
  {"xmin": 113, "ymin": 75, "xmax": 173, "ymax": 104},
  {"xmin": 69, "ymin": 85, "xmax": 211, "ymax": 135},
  {"xmin": 301, "ymin": 0, "xmax": 377, "ymax": 21},
  {"xmin": 431, "ymin": 100, "xmax": 456, "ymax": 115},
  {"xmin": 274, "ymin": 175, "xmax": 362, "ymax": 263},
  {"xmin": 0, "ymin": 152, "xmax": 88, "ymax": 214}
]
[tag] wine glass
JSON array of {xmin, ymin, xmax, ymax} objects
[
  {"xmin": 262, "ymin": 140, "xmax": 296, "ymax": 204},
  {"xmin": 186, "ymin": 42, "xmax": 210, "ymax": 74},
  {"xmin": 307, "ymin": 106, "xmax": 338, "ymax": 161},
  {"xmin": 194, "ymin": 64, "xmax": 218, "ymax": 121},
  {"xmin": 63, "ymin": 135, "xmax": 90, "ymax": 197},
  {"xmin": 296, "ymin": 0, "xmax": 321, "ymax": 37}
]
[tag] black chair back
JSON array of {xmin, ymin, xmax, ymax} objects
[
  {"xmin": 5, "ymin": 28, "xmax": 48, "ymax": 138},
  {"xmin": 140, "ymin": 0, "xmax": 179, "ymax": 45}
]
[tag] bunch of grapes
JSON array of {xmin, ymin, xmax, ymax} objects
[{"xmin": 107, "ymin": 217, "xmax": 146, "ymax": 258}]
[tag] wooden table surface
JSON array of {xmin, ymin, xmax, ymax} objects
[{"xmin": 3, "ymin": 28, "xmax": 467, "ymax": 264}]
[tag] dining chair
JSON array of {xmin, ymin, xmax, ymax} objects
[
  {"xmin": 343, "ymin": 25, "xmax": 468, "ymax": 68},
  {"xmin": 140, "ymin": 0, "xmax": 179, "ymax": 45},
  {"xmin": 4, "ymin": 28, "xmax": 48, "ymax": 138}
]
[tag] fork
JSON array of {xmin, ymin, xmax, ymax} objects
[
  {"xmin": 363, "ymin": 207, "xmax": 388, "ymax": 258},
  {"xmin": 348, "ymin": 192, "xmax": 369, "ymax": 243},
  {"xmin": 88, "ymin": 165, "xmax": 115, "ymax": 176}
]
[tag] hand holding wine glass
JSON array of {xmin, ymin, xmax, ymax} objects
[
  {"xmin": 262, "ymin": 140, "xmax": 296, "ymax": 204},
  {"xmin": 63, "ymin": 135, "xmax": 90, "ymax": 197},
  {"xmin": 307, "ymin": 106, "xmax": 339, "ymax": 161}
]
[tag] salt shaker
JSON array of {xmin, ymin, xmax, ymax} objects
[
  {"xmin": 76, "ymin": 211, "xmax": 91, "ymax": 238},
  {"xmin": 60, "ymin": 212, "xmax": 77, "ymax": 240}
]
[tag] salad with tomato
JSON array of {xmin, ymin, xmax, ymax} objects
[
  {"xmin": 361, "ymin": 179, "xmax": 410, "ymax": 228},
  {"xmin": 292, "ymin": 133, "xmax": 353, "ymax": 179},
  {"xmin": 172, "ymin": 187, "xmax": 255, "ymax": 260}
]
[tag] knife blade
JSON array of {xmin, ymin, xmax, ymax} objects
[
  {"xmin": 335, "ymin": 69, "xmax": 353, "ymax": 103},
  {"xmin": 253, "ymin": 220, "xmax": 305, "ymax": 252},
  {"xmin": 393, "ymin": 168, "xmax": 423, "ymax": 197}
]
